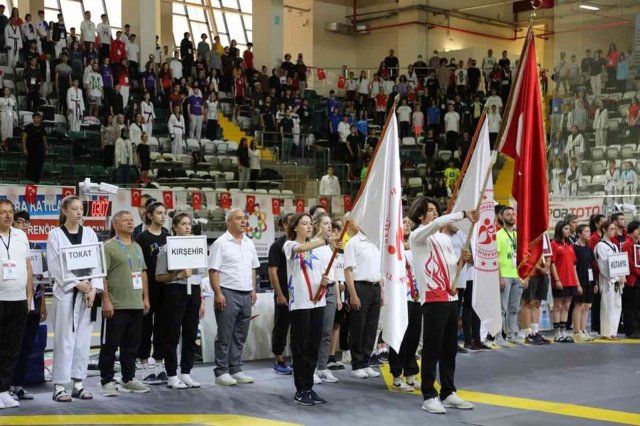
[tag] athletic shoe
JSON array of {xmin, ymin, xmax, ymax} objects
[
  {"xmin": 535, "ymin": 333, "xmax": 551, "ymax": 344},
  {"xmin": 136, "ymin": 360, "xmax": 149, "ymax": 370},
  {"xmin": 553, "ymin": 336, "xmax": 566, "ymax": 343},
  {"xmin": 341, "ymin": 350, "xmax": 352, "ymax": 364},
  {"xmin": 313, "ymin": 372, "xmax": 322, "ymax": 385},
  {"xmin": 508, "ymin": 336, "xmax": 525, "ymax": 345},
  {"xmin": 215, "ymin": 373, "xmax": 237, "ymax": 386},
  {"xmin": 142, "ymin": 373, "xmax": 162, "ymax": 385},
  {"xmin": 369, "ymin": 353, "xmax": 382, "ymax": 366},
  {"xmin": 463, "ymin": 343, "xmax": 477, "ymax": 352},
  {"xmin": 457, "ymin": 345, "xmax": 468, "ymax": 353},
  {"xmin": 405, "ymin": 375, "xmax": 421, "ymax": 387},
  {"xmin": 166, "ymin": 376, "xmax": 187, "ymax": 390},
  {"xmin": 494, "ymin": 335, "xmax": 510, "ymax": 347},
  {"xmin": 377, "ymin": 351, "xmax": 389, "ymax": 363},
  {"xmin": 7, "ymin": 390, "xmax": 18, "ymax": 401},
  {"xmin": 563, "ymin": 335, "xmax": 574, "ymax": 343},
  {"xmin": 0, "ymin": 392, "xmax": 19, "ymax": 408},
  {"xmin": 156, "ymin": 371, "xmax": 169, "ymax": 384},
  {"xmin": 231, "ymin": 372, "xmax": 254, "ymax": 384},
  {"xmin": 273, "ymin": 362, "xmax": 293, "ymax": 375},
  {"xmin": 122, "ymin": 379, "xmax": 150, "ymax": 393},
  {"xmin": 317, "ymin": 369, "xmax": 339, "ymax": 383},
  {"xmin": 472, "ymin": 342, "xmax": 492, "ymax": 351},
  {"xmin": 392, "ymin": 377, "xmax": 414, "ymax": 392},
  {"xmin": 364, "ymin": 367, "xmax": 380, "ymax": 378},
  {"xmin": 327, "ymin": 361, "xmax": 345, "ymax": 371},
  {"xmin": 525, "ymin": 334, "xmax": 543, "ymax": 345},
  {"xmin": 101, "ymin": 381, "xmax": 120, "ymax": 397},
  {"xmin": 179, "ymin": 374, "xmax": 201, "ymax": 388},
  {"xmin": 422, "ymin": 397, "xmax": 447, "ymax": 414},
  {"xmin": 310, "ymin": 390, "xmax": 327, "ymax": 404},
  {"xmin": 582, "ymin": 331, "xmax": 595, "ymax": 341},
  {"xmin": 351, "ymin": 368, "xmax": 368, "ymax": 379},
  {"xmin": 294, "ymin": 391, "xmax": 314, "ymax": 406},
  {"xmin": 486, "ymin": 341, "xmax": 501, "ymax": 349},
  {"xmin": 441, "ymin": 392, "xmax": 474, "ymax": 410}
]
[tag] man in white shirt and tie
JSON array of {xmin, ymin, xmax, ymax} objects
[{"xmin": 319, "ymin": 165, "xmax": 341, "ymax": 197}]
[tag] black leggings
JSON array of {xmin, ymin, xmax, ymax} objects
[{"xmin": 163, "ymin": 284, "xmax": 201, "ymax": 377}]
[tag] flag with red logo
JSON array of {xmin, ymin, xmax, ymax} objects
[
  {"xmin": 450, "ymin": 119, "xmax": 501, "ymax": 337},
  {"xmin": 317, "ymin": 68, "xmax": 326, "ymax": 81},
  {"xmin": 319, "ymin": 196, "xmax": 329, "ymax": 213},
  {"xmin": 24, "ymin": 184, "xmax": 37, "ymax": 205},
  {"xmin": 295, "ymin": 199, "xmax": 305, "ymax": 213},
  {"xmin": 272, "ymin": 198, "xmax": 281, "ymax": 215},
  {"xmin": 162, "ymin": 191, "xmax": 174, "ymax": 209},
  {"xmin": 346, "ymin": 104, "xmax": 407, "ymax": 352},
  {"xmin": 497, "ymin": 28, "xmax": 549, "ymax": 280},
  {"xmin": 246, "ymin": 195, "xmax": 256, "ymax": 214},
  {"xmin": 337, "ymin": 75, "xmax": 346, "ymax": 89},
  {"xmin": 343, "ymin": 195, "xmax": 352, "ymax": 212},
  {"xmin": 130, "ymin": 188, "xmax": 142, "ymax": 207},
  {"xmin": 219, "ymin": 192, "xmax": 231, "ymax": 209},
  {"xmin": 191, "ymin": 191, "xmax": 202, "ymax": 211},
  {"xmin": 62, "ymin": 187, "xmax": 76, "ymax": 197}
]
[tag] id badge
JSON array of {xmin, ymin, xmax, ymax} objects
[
  {"xmin": 588, "ymin": 268, "xmax": 594, "ymax": 282},
  {"xmin": 30, "ymin": 78, "xmax": 36, "ymax": 85},
  {"xmin": 132, "ymin": 272, "xmax": 143, "ymax": 290},
  {"xmin": 511, "ymin": 253, "xmax": 517, "ymax": 269},
  {"xmin": 2, "ymin": 259, "xmax": 17, "ymax": 280}
]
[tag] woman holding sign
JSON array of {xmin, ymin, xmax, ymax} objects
[
  {"xmin": 284, "ymin": 213, "xmax": 335, "ymax": 406},
  {"xmin": 47, "ymin": 195, "xmax": 103, "ymax": 402},
  {"xmin": 595, "ymin": 221, "xmax": 625, "ymax": 339},
  {"xmin": 155, "ymin": 213, "xmax": 205, "ymax": 390}
]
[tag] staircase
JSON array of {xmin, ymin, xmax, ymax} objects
[{"xmin": 218, "ymin": 115, "xmax": 275, "ymax": 161}]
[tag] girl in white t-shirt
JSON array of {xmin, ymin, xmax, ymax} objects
[{"xmin": 283, "ymin": 213, "xmax": 336, "ymax": 406}]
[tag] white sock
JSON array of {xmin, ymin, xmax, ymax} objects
[
  {"xmin": 73, "ymin": 381, "xmax": 83, "ymax": 390},
  {"xmin": 531, "ymin": 323, "xmax": 539, "ymax": 334}
]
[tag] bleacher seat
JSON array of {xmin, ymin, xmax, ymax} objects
[
  {"xmin": 196, "ymin": 170, "xmax": 210, "ymax": 179},
  {"xmin": 606, "ymin": 145, "xmax": 620, "ymax": 160},
  {"xmin": 217, "ymin": 141, "xmax": 228, "ymax": 155},
  {"xmin": 158, "ymin": 137, "xmax": 171, "ymax": 152},
  {"xmin": 439, "ymin": 150, "xmax": 453, "ymax": 161},
  {"xmin": 591, "ymin": 160, "xmax": 606, "ymax": 175},
  {"xmin": 148, "ymin": 137, "xmax": 159, "ymax": 153},
  {"xmin": 408, "ymin": 177, "xmax": 423, "ymax": 195},
  {"xmin": 219, "ymin": 156, "xmax": 232, "ymax": 171},
  {"xmin": 402, "ymin": 137, "xmax": 416, "ymax": 147},
  {"xmin": 580, "ymin": 160, "xmax": 591, "ymax": 175},
  {"xmin": 201, "ymin": 139, "xmax": 215, "ymax": 155},
  {"xmin": 268, "ymin": 189, "xmax": 281, "ymax": 195},
  {"xmin": 590, "ymin": 147, "xmax": 605, "ymax": 161},
  {"xmin": 176, "ymin": 154, "xmax": 191, "ymax": 168},
  {"xmin": 416, "ymin": 163, "xmax": 427, "ymax": 178},
  {"xmin": 591, "ymin": 174, "xmax": 606, "ymax": 190},
  {"xmin": 185, "ymin": 138, "xmax": 200, "ymax": 153},
  {"xmin": 621, "ymin": 144, "xmax": 635, "ymax": 158}
]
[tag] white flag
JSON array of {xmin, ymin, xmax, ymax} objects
[
  {"xmin": 451, "ymin": 119, "xmax": 501, "ymax": 337},
  {"xmin": 348, "ymin": 109, "xmax": 407, "ymax": 352}
]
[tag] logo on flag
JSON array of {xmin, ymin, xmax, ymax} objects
[
  {"xmin": 343, "ymin": 195, "xmax": 352, "ymax": 212},
  {"xmin": 62, "ymin": 187, "xmax": 76, "ymax": 197},
  {"xmin": 191, "ymin": 192, "xmax": 202, "ymax": 211},
  {"xmin": 131, "ymin": 189, "xmax": 142, "ymax": 207},
  {"xmin": 246, "ymin": 195, "xmax": 256, "ymax": 214},
  {"xmin": 337, "ymin": 75, "xmax": 346, "ymax": 89},
  {"xmin": 319, "ymin": 196, "xmax": 329, "ymax": 212},
  {"xmin": 272, "ymin": 198, "xmax": 281, "ymax": 215},
  {"xmin": 220, "ymin": 192, "xmax": 231, "ymax": 209},
  {"xmin": 317, "ymin": 68, "xmax": 326, "ymax": 81},
  {"xmin": 295, "ymin": 199, "xmax": 305, "ymax": 213}
]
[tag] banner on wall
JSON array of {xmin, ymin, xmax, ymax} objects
[
  {"xmin": 244, "ymin": 197, "xmax": 275, "ymax": 257},
  {"xmin": 548, "ymin": 197, "xmax": 603, "ymax": 229}
]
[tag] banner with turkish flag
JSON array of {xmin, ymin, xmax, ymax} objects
[
  {"xmin": 246, "ymin": 195, "xmax": 256, "ymax": 213},
  {"xmin": 343, "ymin": 195, "xmax": 353, "ymax": 212},
  {"xmin": 219, "ymin": 192, "xmax": 231, "ymax": 209},
  {"xmin": 337, "ymin": 75, "xmax": 346, "ymax": 89},
  {"xmin": 319, "ymin": 196, "xmax": 329, "ymax": 213},
  {"xmin": 162, "ymin": 191, "xmax": 174, "ymax": 209},
  {"xmin": 24, "ymin": 185, "xmax": 37, "ymax": 205},
  {"xmin": 272, "ymin": 198, "xmax": 281, "ymax": 215},
  {"xmin": 191, "ymin": 192, "xmax": 202, "ymax": 210},
  {"xmin": 131, "ymin": 188, "xmax": 142, "ymax": 207},
  {"xmin": 295, "ymin": 199, "xmax": 305, "ymax": 213},
  {"xmin": 62, "ymin": 187, "xmax": 76, "ymax": 197},
  {"xmin": 317, "ymin": 68, "xmax": 326, "ymax": 81},
  {"xmin": 496, "ymin": 28, "xmax": 549, "ymax": 280}
]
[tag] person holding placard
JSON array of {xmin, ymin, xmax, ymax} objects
[
  {"xmin": 47, "ymin": 195, "xmax": 104, "ymax": 403},
  {"xmin": 0, "ymin": 200, "xmax": 32, "ymax": 409},
  {"xmin": 284, "ymin": 213, "xmax": 334, "ymax": 406},
  {"xmin": 155, "ymin": 213, "xmax": 205, "ymax": 390},
  {"xmin": 99, "ymin": 211, "xmax": 150, "ymax": 396},
  {"xmin": 208, "ymin": 208, "xmax": 260, "ymax": 386},
  {"xmin": 595, "ymin": 221, "xmax": 625, "ymax": 340}
]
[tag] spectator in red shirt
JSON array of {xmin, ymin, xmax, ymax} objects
[
  {"xmin": 243, "ymin": 43, "xmax": 254, "ymax": 84},
  {"xmin": 110, "ymin": 31, "xmax": 126, "ymax": 65},
  {"xmin": 622, "ymin": 221, "xmax": 640, "ymax": 338},
  {"xmin": 628, "ymin": 97, "xmax": 639, "ymax": 144}
]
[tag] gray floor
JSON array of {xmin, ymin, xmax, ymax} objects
[{"xmin": 4, "ymin": 340, "xmax": 639, "ymax": 425}]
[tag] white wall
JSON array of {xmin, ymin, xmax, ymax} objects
[{"xmin": 283, "ymin": 0, "xmax": 314, "ymax": 67}]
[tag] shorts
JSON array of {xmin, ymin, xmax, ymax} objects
[
  {"xmin": 573, "ymin": 285, "xmax": 594, "ymax": 304},
  {"xmin": 522, "ymin": 275, "xmax": 549, "ymax": 301},
  {"xmin": 89, "ymin": 95, "xmax": 102, "ymax": 106},
  {"xmin": 234, "ymin": 96, "xmax": 244, "ymax": 106},
  {"xmin": 552, "ymin": 286, "xmax": 578, "ymax": 298}
]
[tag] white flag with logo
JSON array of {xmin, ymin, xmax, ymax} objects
[
  {"xmin": 348, "ymin": 108, "xmax": 407, "ymax": 352},
  {"xmin": 451, "ymin": 119, "xmax": 501, "ymax": 337}
]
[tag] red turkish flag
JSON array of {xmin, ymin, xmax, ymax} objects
[
  {"xmin": 343, "ymin": 195, "xmax": 353, "ymax": 212},
  {"xmin": 319, "ymin": 196, "xmax": 329, "ymax": 212},
  {"xmin": 162, "ymin": 191, "xmax": 174, "ymax": 209},
  {"xmin": 130, "ymin": 188, "xmax": 142, "ymax": 207},
  {"xmin": 62, "ymin": 187, "xmax": 76, "ymax": 197},
  {"xmin": 191, "ymin": 192, "xmax": 202, "ymax": 210},
  {"xmin": 337, "ymin": 75, "xmax": 346, "ymax": 89},
  {"xmin": 24, "ymin": 185, "xmax": 37, "ymax": 205},
  {"xmin": 246, "ymin": 195, "xmax": 256, "ymax": 214},
  {"xmin": 219, "ymin": 192, "xmax": 231, "ymax": 209},
  {"xmin": 497, "ymin": 29, "xmax": 549, "ymax": 280},
  {"xmin": 295, "ymin": 199, "xmax": 305, "ymax": 213},
  {"xmin": 272, "ymin": 198, "xmax": 281, "ymax": 215},
  {"xmin": 317, "ymin": 68, "xmax": 326, "ymax": 81}
]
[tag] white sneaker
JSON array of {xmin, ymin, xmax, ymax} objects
[
  {"xmin": 494, "ymin": 335, "xmax": 510, "ymax": 347},
  {"xmin": 351, "ymin": 368, "xmax": 368, "ymax": 379},
  {"xmin": 179, "ymin": 373, "xmax": 201, "ymax": 388},
  {"xmin": 364, "ymin": 367, "xmax": 380, "ymax": 378},
  {"xmin": 0, "ymin": 392, "xmax": 18, "ymax": 408},
  {"xmin": 101, "ymin": 381, "xmax": 120, "ymax": 397},
  {"xmin": 166, "ymin": 376, "xmax": 187, "ymax": 390},
  {"xmin": 422, "ymin": 397, "xmax": 447, "ymax": 414},
  {"xmin": 406, "ymin": 375, "xmax": 421, "ymax": 388},
  {"xmin": 392, "ymin": 377, "xmax": 414, "ymax": 392},
  {"xmin": 441, "ymin": 392, "xmax": 474, "ymax": 410},
  {"xmin": 313, "ymin": 372, "xmax": 322, "ymax": 384},
  {"xmin": 121, "ymin": 379, "xmax": 150, "ymax": 393},
  {"xmin": 231, "ymin": 372, "xmax": 254, "ymax": 384},
  {"xmin": 215, "ymin": 373, "xmax": 237, "ymax": 386},
  {"xmin": 317, "ymin": 369, "xmax": 339, "ymax": 383},
  {"xmin": 341, "ymin": 350, "xmax": 352, "ymax": 364}
]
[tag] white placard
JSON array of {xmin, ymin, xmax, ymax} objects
[
  {"xmin": 608, "ymin": 252, "xmax": 630, "ymax": 278},
  {"xmin": 166, "ymin": 235, "xmax": 208, "ymax": 271},
  {"xmin": 30, "ymin": 249, "xmax": 45, "ymax": 275},
  {"xmin": 59, "ymin": 242, "xmax": 107, "ymax": 283}
]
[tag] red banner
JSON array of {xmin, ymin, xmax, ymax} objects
[
  {"xmin": 337, "ymin": 75, "xmax": 346, "ymax": 89},
  {"xmin": 25, "ymin": 185, "xmax": 37, "ymax": 205},
  {"xmin": 296, "ymin": 199, "xmax": 305, "ymax": 213},
  {"xmin": 219, "ymin": 192, "xmax": 231, "ymax": 209},
  {"xmin": 343, "ymin": 195, "xmax": 353, "ymax": 212},
  {"xmin": 191, "ymin": 192, "xmax": 202, "ymax": 211},
  {"xmin": 162, "ymin": 191, "xmax": 174, "ymax": 209},
  {"xmin": 317, "ymin": 68, "xmax": 326, "ymax": 81},
  {"xmin": 272, "ymin": 198, "xmax": 281, "ymax": 215},
  {"xmin": 246, "ymin": 195, "xmax": 256, "ymax": 214},
  {"xmin": 131, "ymin": 188, "xmax": 142, "ymax": 207},
  {"xmin": 319, "ymin": 196, "xmax": 329, "ymax": 212}
]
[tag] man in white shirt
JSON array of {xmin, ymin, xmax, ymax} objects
[
  {"xmin": 127, "ymin": 34, "xmax": 140, "ymax": 80},
  {"xmin": 396, "ymin": 99, "xmax": 412, "ymax": 139},
  {"xmin": 80, "ymin": 11, "xmax": 96, "ymax": 51},
  {"xmin": 344, "ymin": 221, "xmax": 382, "ymax": 380},
  {"xmin": 444, "ymin": 104, "xmax": 460, "ymax": 152},
  {"xmin": 97, "ymin": 14, "xmax": 111, "ymax": 60},
  {"xmin": 319, "ymin": 165, "xmax": 341, "ymax": 196},
  {"xmin": 35, "ymin": 10, "xmax": 48, "ymax": 55},
  {"xmin": 487, "ymin": 104, "xmax": 501, "ymax": 149},
  {"xmin": 169, "ymin": 51, "xmax": 183, "ymax": 82},
  {"xmin": 0, "ymin": 199, "xmax": 32, "ymax": 409},
  {"xmin": 484, "ymin": 88, "xmax": 503, "ymax": 114},
  {"xmin": 208, "ymin": 208, "xmax": 260, "ymax": 386}
]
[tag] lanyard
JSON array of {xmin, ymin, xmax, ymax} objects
[
  {"xmin": 504, "ymin": 229, "xmax": 516, "ymax": 252},
  {"xmin": 115, "ymin": 237, "xmax": 143, "ymax": 270},
  {"xmin": 0, "ymin": 232, "xmax": 10, "ymax": 260}
]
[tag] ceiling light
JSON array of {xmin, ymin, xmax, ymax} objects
[{"xmin": 579, "ymin": 4, "xmax": 600, "ymax": 11}]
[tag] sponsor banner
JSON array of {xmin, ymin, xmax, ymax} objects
[
  {"xmin": 245, "ymin": 197, "xmax": 275, "ymax": 257},
  {"xmin": 548, "ymin": 197, "xmax": 603, "ymax": 229}
]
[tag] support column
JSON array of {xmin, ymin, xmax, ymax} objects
[
  {"xmin": 129, "ymin": 0, "xmax": 161, "ymax": 65},
  {"xmin": 396, "ymin": 0, "xmax": 428, "ymax": 66},
  {"xmin": 253, "ymin": 0, "xmax": 283, "ymax": 70},
  {"xmin": 160, "ymin": 0, "xmax": 173, "ymax": 49},
  {"xmin": 17, "ymin": 0, "xmax": 44, "ymax": 14}
]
